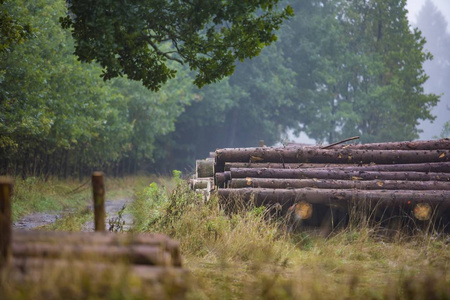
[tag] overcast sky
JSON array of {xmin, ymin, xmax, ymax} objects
[{"xmin": 407, "ymin": 0, "xmax": 450, "ymax": 32}]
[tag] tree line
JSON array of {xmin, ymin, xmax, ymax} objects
[{"xmin": 0, "ymin": 0, "xmax": 445, "ymax": 177}]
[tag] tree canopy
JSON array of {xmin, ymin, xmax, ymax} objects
[
  {"xmin": 60, "ymin": 0, "xmax": 294, "ymax": 91},
  {"xmin": 0, "ymin": 0, "xmax": 32, "ymax": 53},
  {"xmin": 0, "ymin": 0, "xmax": 440, "ymax": 176}
]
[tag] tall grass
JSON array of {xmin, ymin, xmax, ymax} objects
[
  {"xmin": 3, "ymin": 176, "xmax": 449, "ymax": 299},
  {"xmin": 11, "ymin": 175, "xmax": 165, "ymax": 232},
  {"xmin": 11, "ymin": 176, "xmax": 91, "ymax": 221},
  {"xmin": 131, "ymin": 180, "xmax": 450, "ymax": 299}
]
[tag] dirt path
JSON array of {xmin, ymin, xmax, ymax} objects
[
  {"xmin": 13, "ymin": 212, "xmax": 64, "ymax": 230},
  {"xmin": 13, "ymin": 198, "xmax": 134, "ymax": 232},
  {"xmin": 81, "ymin": 198, "xmax": 134, "ymax": 232}
]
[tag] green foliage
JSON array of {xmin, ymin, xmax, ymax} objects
[
  {"xmin": 279, "ymin": 0, "xmax": 438, "ymax": 143},
  {"xmin": 156, "ymin": 43, "xmax": 298, "ymax": 170},
  {"xmin": 0, "ymin": 0, "xmax": 441, "ymax": 175},
  {"xmin": 0, "ymin": 0, "xmax": 194, "ymax": 177},
  {"xmin": 157, "ymin": 0, "xmax": 439, "ymax": 171},
  {"xmin": 0, "ymin": 0, "xmax": 32, "ymax": 53},
  {"xmin": 60, "ymin": 0, "xmax": 294, "ymax": 91},
  {"xmin": 438, "ymin": 122, "xmax": 450, "ymax": 138}
]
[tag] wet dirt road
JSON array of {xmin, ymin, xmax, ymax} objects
[{"xmin": 13, "ymin": 198, "xmax": 134, "ymax": 232}]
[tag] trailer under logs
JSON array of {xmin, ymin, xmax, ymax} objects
[{"xmin": 192, "ymin": 138, "xmax": 450, "ymax": 234}]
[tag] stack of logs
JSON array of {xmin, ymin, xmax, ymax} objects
[
  {"xmin": 0, "ymin": 177, "xmax": 186, "ymax": 293},
  {"xmin": 193, "ymin": 139, "xmax": 450, "ymax": 231}
]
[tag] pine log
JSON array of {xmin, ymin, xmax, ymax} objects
[
  {"xmin": 286, "ymin": 139, "xmax": 450, "ymax": 151},
  {"xmin": 215, "ymin": 171, "xmax": 231, "ymax": 187},
  {"xmin": 229, "ymin": 168, "xmax": 450, "ymax": 181},
  {"xmin": 12, "ymin": 242, "xmax": 171, "ymax": 266},
  {"xmin": 224, "ymin": 162, "xmax": 358, "ymax": 170},
  {"xmin": 196, "ymin": 158, "xmax": 214, "ymax": 178},
  {"xmin": 230, "ymin": 178, "xmax": 450, "ymax": 190},
  {"xmin": 218, "ymin": 188, "xmax": 450, "ymax": 210},
  {"xmin": 189, "ymin": 178, "xmax": 212, "ymax": 190},
  {"xmin": 11, "ymin": 257, "xmax": 186, "ymax": 283},
  {"xmin": 13, "ymin": 230, "xmax": 182, "ymax": 267},
  {"xmin": 215, "ymin": 148, "xmax": 450, "ymax": 172},
  {"xmin": 332, "ymin": 139, "xmax": 450, "ymax": 151},
  {"xmin": 224, "ymin": 162, "xmax": 450, "ymax": 172}
]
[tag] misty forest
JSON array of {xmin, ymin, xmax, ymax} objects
[
  {"xmin": 1, "ymin": 0, "xmax": 449, "ymax": 179},
  {"xmin": 2, "ymin": 1, "xmax": 450, "ymax": 299}
]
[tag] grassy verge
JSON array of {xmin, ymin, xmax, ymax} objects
[
  {"xmin": 130, "ymin": 180, "xmax": 450, "ymax": 299},
  {"xmin": 3, "ymin": 175, "xmax": 449, "ymax": 299},
  {"xmin": 10, "ymin": 175, "xmax": 164, "ymax": 230}
]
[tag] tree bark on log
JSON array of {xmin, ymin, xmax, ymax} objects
[
  {"xmin": 230, "ymin": 178, "xmax": 450, "ymax": 190},
  {"xmin": 224, "ymin": 162, "xmax": 361, "ymax": 170},
  {"xmin": 215, "ymin": 171, "xmax": 231, "ymax": 187},
  {"xmin": 215, "ymin": 148, "xmax": 450, "ymax": 172},
  {"xmin": 13, "ymin": 230, "xmax": 182, "ymax": 267},
  {"xmin": 217, "ymin": 188, "xmax": 450, "ymax": 211},
  {"xmin": 196, "ymin": 158, "xmax": 214, "ymax": 178},
  {"xmin": 189, "ymin": 179, "xmax": 212, "ymax": 190},
  {"xmin": 332, "ymin": 139, "xmax": 450, "ymax": 151},
  {"xmin": 11, "ymin": 258, "xmax": 186, "ymax": 283},
  {"xmin": 224, "ymin": 162, "xmax": 450, "ymax": 173},
  {"xmin": 286, "ymin": 139, "xmax": 450, "ymax": 151},
  {"xmin": 12, "ymin": 242, "xmax": 172, "ymax": 266},
  {"xmin": 229, "ymin": 168, "xmax": 450, "ymax": 181}
]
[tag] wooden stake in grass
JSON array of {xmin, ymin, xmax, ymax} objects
[
  {"xmin": 0, "ymin": 177, "xmax": 13, "ymax": 269},
  {"xmin": 92, "ymin": 172, "xmax": 105, "ymax": 232}
]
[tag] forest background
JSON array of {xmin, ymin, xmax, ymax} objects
[{"xmin": 1, "ymin": 0, "xmax": 449, "ymax": 179}]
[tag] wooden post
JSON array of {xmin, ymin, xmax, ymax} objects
[
  {"xmin": 92, "ymin": 172, "xmax": 105, "ymax": 232},
  {"xmin": 0, "ymin": 177, "xmax": 13, "ymax": 268}
]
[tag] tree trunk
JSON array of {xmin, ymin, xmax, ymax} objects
[
  {"xmin": 13, "ymin": 230, "xmax": 182, "ymax": 267},
  {"xmin": 224, "ymin": 162, "xmax": 450, "ymax": 172},
  {"xmin": 216, "ymin": 148, "xmax": 450, "ymax": 167},
  {"xmin": 224, "ymin": 162, "xmax": 359, "ymax": 170},
  {"xmin": 196, "ymin": 158, "xmax": 214, "ymax": 178},
  {"xmin": 230, "ymin": 178, "xmax": 450, "ymax": 190},
  {"xmin": 215, "ymin": 171, "xmax": 231, "ymax": 188},
  {"xmin": 286, "ymin": 139, "xmax": 450, "ymax": 150},
  {"xmin": 330, "ymin": 139, "xmax": 450, "ymax": 151},
  {"xmin": 12, "ymin": 242, "xmax": 171, "ymax": 266},
  {"xmin": 11, "ymin": 257, "xmax": 186, "ymax": 282},
  {"xmin": 218, "ymin": 188, "xmax": 450, "ymax": 210},
  {"xmin": 229, "ymin": 168, "xmax": 450, "ymax": 181}
]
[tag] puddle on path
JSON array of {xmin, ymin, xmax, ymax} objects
[
  {"xmin": 81, "ymin": 198, "xmax": 134, "ymax": 232},
  {"xmin": 13, "ymin": 198, "xmax": 134, "ymax": 232},
  {"xmin": 13, "ymin": 212, "xmax": 63, "ymax": 230}
]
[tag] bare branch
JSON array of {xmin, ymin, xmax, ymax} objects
[{"xmin": 144, "ymin": 37, "xmax": 184, "ymax": 64}]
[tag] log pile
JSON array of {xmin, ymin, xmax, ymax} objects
[
  {"xmin": 194, "ymin": 139, "xmax": 450, "ymax": 231},
  {"xmin": 0, "ymin": 177, "xmax": 187, "ymax": 295},
  {"xmin": 9, "ymin": 230, "xmax": 185, "ymax": 285},
  {"xmin": 189, "ymin": 157, "xmax": 215, "ymax": 200}
]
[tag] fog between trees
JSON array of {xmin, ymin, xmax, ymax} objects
[
  {"xmin": 415, "ymin": 0, "xmax": 450, "ymax": 139},
  {"xmin": 0, "ymin": 0, "xmax": 445, "ymax": 176}
]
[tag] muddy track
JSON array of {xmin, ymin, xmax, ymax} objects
[
  {"xmin": 13, "ymin": 198, "xmax": 134, "ymax": 232},
  {"xmin": 81, "ymin": 198, "xmax": 134, "ymax": 232}
]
